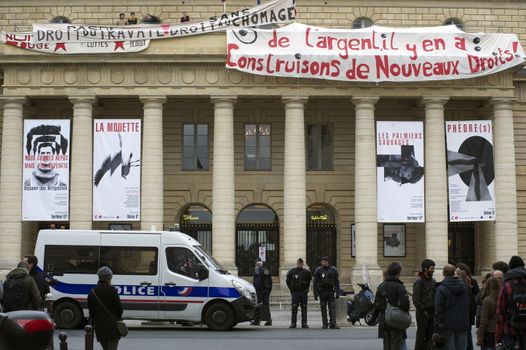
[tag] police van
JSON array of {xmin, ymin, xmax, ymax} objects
[{"xmin": 34, "ymin": 229, "xmax": 257, "ymax": 331}]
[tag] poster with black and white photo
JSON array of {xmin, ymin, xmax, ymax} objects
[
  {"xmin": 383, "ymin": 224, "xmax": 406, "ymax": 257},
  {"xmin": 446, "ymin": 121, "xmax": 495, "ymax": 222},
  {"xmin": 22, "ymin": 120, "xmax": 70, "ymax": 221},
  {"xmin": 93, "ymin": 119, "xmax": 141, "ymax": 221},
  {"xmin": 377, "ymin": 121, "xmax": 425, "ymax": 222}
]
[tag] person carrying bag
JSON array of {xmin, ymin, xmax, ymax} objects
[{"xmin": 87, "ymin": 267, "xmax": 125, "ymax": 350}]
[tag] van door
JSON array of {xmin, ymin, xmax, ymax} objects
[
  {"xmin": 99, "ymin": 233, "xmax": 161, "ymax": 319},
  {"xmin": 161, "ymin": 246, "xmax": 209, "ymax": 321}
]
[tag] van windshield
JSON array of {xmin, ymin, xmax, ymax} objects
[{"xmin": 194, "ymin": 245, "xmax": 228, "ymax": 274}]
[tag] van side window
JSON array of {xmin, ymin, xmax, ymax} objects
[
  {"xmin": 166, "ymin": 247, "xmax": 207, "ymax": 280},
  {"xmin": 100, "ymin": 246, "xmax": 158, "ymax": 275},
  {"xmin": 44, "ymin": 245, "xmax": 99, "ymax": 274}
]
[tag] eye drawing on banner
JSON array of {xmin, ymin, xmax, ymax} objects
[
  {"xmin": 447, "ymin": 136, "xmax": 494, "ymax": 202},
  {"xmin": 24, "ymin": 124, "xmax": 68, "ymax": 188},
  {"xmin": 94, "ymin": 133, "xmax": 140, "ymax": 186},
  {"xmin": 376, "ymin": 145, "xmax": 424, "ymax": 185},
  {"xmin": 233, "ymin": 28, "xmax": 258, "ymax": 45}
]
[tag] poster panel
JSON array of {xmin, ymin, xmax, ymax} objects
[
  {"xmin": 93, "ymin": 119, "xmax": 141, "ymax": 221},
  {"xmin": 22, "ymin": 120, "xmax": 70, "ymax": 221},
  {"xmin": 446, "ymin": 120, "xmax": 495, "ymax": 221},
  {"xmin": 377, "ymin": 121, "xmax": 425, "ymax": 222},
  {"xmin": 383, "ymin": 224, "xmax": 406, "ymax": 257}
]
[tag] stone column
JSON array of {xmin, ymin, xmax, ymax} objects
[
  {"xmin": 493, "ymin": 98, "xmax": 518, "ymax": 260},
  {"xmin": 69, "ymin": 97, "xmax": 95, "ymax": 230},
  {"xmin": 352, "ymin": 97, "xmax": 382, "ymax": 286},
  {"xmin": 0, "ymin": 98, "xmax": 25, "ymax": 271},
  {"xmin": 282, "ymin": 97, "xmax": 308, "ymax": 272},
  {"xmin": 211, "ymin": 96, "xmax": 237, "ymax": 273},
  {"xmin": 423, "ymin": 98, "xmax": 449, "ymax": 268},
  {"xmin": 140, "ymin": 96, "xmax": 166, "ymax": 231}
]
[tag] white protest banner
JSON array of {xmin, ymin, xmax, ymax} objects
[
  {"xmin": 11, "ymin": 0, "xmax": 294, "ymax": 54},
  {"xmin": 377, "ymin": 121, "xmax": 424, "ymax": 222},
  {"xmin": 227, "ymin": 23, "xmax": 525, "ymax": 82},
  {"xmin": 446, "ymin": 121, "xmax": 495, "ymax": 222},
  {"xmin": 93, "ymin": 119, "xmax": 141, "ymax": 221},
  {"xmin": 2, "ymin": 32, "xmax": 149, "ymax": 54},
  {"xmin": 22, "ymin": 120, "xmax": 70, "ymax": 221}
]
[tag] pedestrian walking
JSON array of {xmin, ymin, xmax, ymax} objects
[
  {"xmin": 373, "ymin": 262, "xmax": 410, "ymax": 350},
  {"xmin": 313, "ymin": 256, "xmax": 341, "ymax": 329},
  {"xmin": 87, "ymin": 267, "xmax": 123, "ymax": 350},
  {"xmin": 286, "ymin": 257, "xmax": 312, "ymax": 328},
  {"xmin": 413, "ymin": 259, "xmax": 436, "ymax": 350},
  {"xmin": 1, "ymin": 261, "xmax": 41, "ymax": 312},
  {"xmin": 23, "ymin": 255, "xmax": 49, "ymax": 309},
  {"xmin": 434, "ymin": 264, "xmax": 471, "ymax": 350},
  {"xmin": 252, "ymin": 258, "xmax": 272, "ymax": 326},
  {"xmin": 496, "ymin": 255, "xmax": 526, "ymax": 350},
  {"xmin": 477, "ymin": 277, "xmax": 499, "ymax": 350}
]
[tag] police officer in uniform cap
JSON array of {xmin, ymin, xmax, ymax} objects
[
  {"xmin": 286, "ymin": 257, "xmax": 312, "ymax": 328},
  {"xmin": 252, "ymin": 258, "xmax": 273, "ymax": 326},
  {"xmin": 313, "ymin": 256, "xmax": 341, "ymax": 329}
]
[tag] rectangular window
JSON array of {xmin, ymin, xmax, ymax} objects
[
  {"xmin": 307, "ymin": 124, "xmax": 333, "ymax": 170},
  {"xmin": 244, "ymin": 123, "xmax": 271, "ymax": 170},
  {"xmin": 44, "ymin": 245, "xmax": 99, "ymax": 274},
  {"xmin": 166, "ymin": 247, "xmax": 208, "ymax": 280},
  {"xmin": 183, "ymin": 124, "xmax": 208, "ymax": 171},
  {"xmin": 100, "ymin": 246, "xmax": 158, "ymax": 275}
]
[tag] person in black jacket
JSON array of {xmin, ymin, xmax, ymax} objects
[
  {"xmin": 252, "ymin": 258, "xmax": 273, "ymax": 326},
  {"xmin": 23, "ymin": 255, "xmax": 49, "ymax": 309},
  {"xmin": 87, "ymin": 267, "xmax": 123, "ymax": 350},
  {"xmin": 413, "ymin": 259, "xmax": 436, "ymax": 350},
  {"xmin": 434, "ymin": 264, "xmax": 471, "ymax": 350},
  {"xmin": 286, "ymin": 258, "xmax": 312, "ymax": 328},
  {"xmin": 313, "ymin": 256, "xmax": 341, "ymax": 329},
  {"xmin": 373, "ymin": 262, "xmax": 410, "ymax": 350}
]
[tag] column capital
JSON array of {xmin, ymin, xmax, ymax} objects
[
  {"xmin": 421, "ymin": 96, "xmax": 449, "ymax": 106},
  {"xmin": 492, "ymin": 97, "xmax": 517, "ymax": 111},
  {"xmin": 69, "ymin": 96, "xmax": 97, "ymax": 105},
  {"xmin": 0, "ymin": 96, "xmax": 27, "ymax": 108},
  {"xmin": 281, "ymin": 95, "xmax": 308, "ymax": 105},
  {"xmin": 210, "ymin": 95, "xmax": 237, "ymax": 105},
  {"xmin": 351, "ymin": 96, "xmax": 379, "ymax": 108},
  {"xmin": 139, "ymin": 95, "xmax": 167, "ymax": 105}
]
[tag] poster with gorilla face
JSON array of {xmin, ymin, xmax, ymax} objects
[
  {"xmin": 376, "ymin": 121, "xmax": 425, "ymax": 222},
  {"xmin": 446, "ymin": 121, "xmax": 495, "ymax": 222},
  {"xmin": 93, "ymin": 119, "xmax": 141, "ymax": 221},
  {"xmin": 22, "ymin": 120, "xmax": 70, "ymax": 221}
]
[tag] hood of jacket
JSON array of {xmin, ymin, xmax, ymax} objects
[
  {"xmin": 441, "ymin": 276, "xmax": 467, "ymax": 295},
  {"xmin": 505, "ymin": 266, "xmax": 526, "ymax": 281},
  {"xmin": 6, "ymin": 267, "xmax": 29, "ymax": 280},
  {"xmin": 384, "ymin": 275, "xmax": 404, "ymax": 284}
]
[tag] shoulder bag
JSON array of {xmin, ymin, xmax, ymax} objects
[
  {"xmin": 92, "ymin": 289, "xmax": 128, "ymax": 337},
  {"xmin": 384, "ymin": 295, "xmax": 412, "ymax": 330}
]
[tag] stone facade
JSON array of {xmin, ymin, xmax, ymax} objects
[{"xmin": 0, "ymin": 0, "xmax": 525, "ymax": 285}]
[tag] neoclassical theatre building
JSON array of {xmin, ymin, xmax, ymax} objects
[{"xmin": 0, "ymin": 0, "xmax": 525, "ymax": 285}]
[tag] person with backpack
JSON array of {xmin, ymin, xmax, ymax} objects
[
  {"xmin": 23, "ymin": 255, "xmax": 49, "ymax": 309},
  {"xmin": 373, "ymin": 262, "xmax": 411, "ymax": 350},
  {"xmin": 496, "ymin": 255, "xmax": 526, "ymax": 350},
  {"xmin": 2, "ymin": 261, "xmax": 41, "ymax": 312},
  {"xmin": 434, "ymin": 264, "xmax": 471, "ymax": 350},
  {"xmin": 413, "ymin": 258, "xmax": 436, "ymax": 350}
]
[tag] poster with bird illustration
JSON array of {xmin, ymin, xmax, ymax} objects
[
  {"xmin": 93, "ymin": 119, "xmax": 141, "ymax": 221},
  {"xmin": 446, "ymin": 120, "xmax": 495, "ymax": 222}
]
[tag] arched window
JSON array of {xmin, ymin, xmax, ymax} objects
[
  {"xmin": 236, "ymin": 204, "xmax": 279, "ymax": 276},
  {"xmin": 179, "ymin": 205, "xmax": 212, "ymax": 253},
  {"xmin": 352, "ymin": 17, "xmax": 374, "ymax": 29},
  {"xmin": 444, "ymin": 18, "xmax": 464, "ymax": 30},
  {"xmin": 50, "ymin": 16, "xmax": 71, "ymax": 24},
  {"xmin": 306, "ymin": 204, "xmax": 337, "ymax": 270}
]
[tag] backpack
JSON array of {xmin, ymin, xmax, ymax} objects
[
  {"xmin": 510, "ymin": 278, "xmax": 526, "ymax": 329},
  {"xmin": 2, "ymin": 277, "xmax": 27, "ymax": 312}
]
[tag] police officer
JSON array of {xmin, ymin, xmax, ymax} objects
[
  {"xmin": 252, "ymin": 258, "xmax": 272, "ymax": 326},
  {"xmin": 313, "ymin": 256, "xmax": 341, "ymax": 329},
  {"xmin": 286, "ymin": 257, "xmax": 312, "ymax": 328}
]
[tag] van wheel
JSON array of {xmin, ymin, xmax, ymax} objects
[
  {"xmin": 205, "ymin": 303, "xmax": 234, "ymax": 331},
  {"xmin": 54, "ymin": 301, "xmax": 83, "ymax": 329}
]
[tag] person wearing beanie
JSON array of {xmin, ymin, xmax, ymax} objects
[
  {"xmin": 87, "ymin": 267, "xmax": 123, "ymax": 350},
  {"xmin": 413, "ymin": 259, "xmax": 436, "ymax": 350},
  {"xmin": 496, "ymin": 255, "xmax": 526, "ymax": 349}
]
